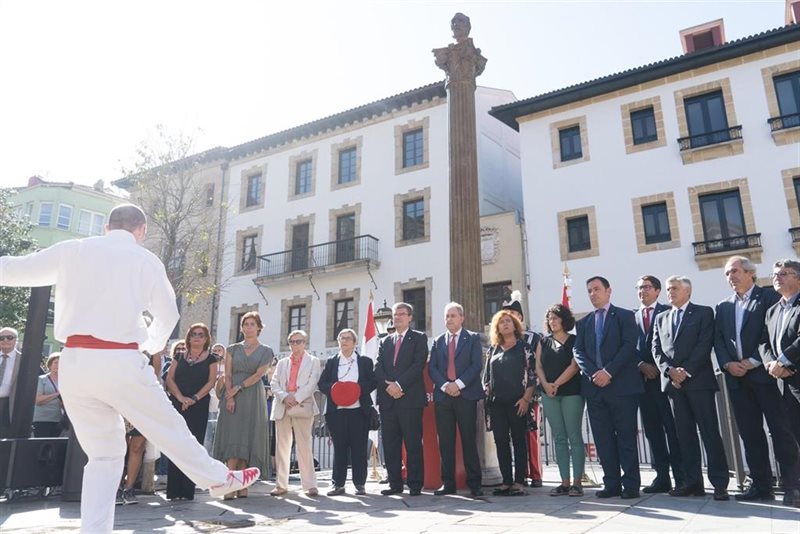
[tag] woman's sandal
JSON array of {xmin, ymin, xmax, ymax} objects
[{"xmin": 507, "ymin": 486, "xmax": 527, "ymax": 496}]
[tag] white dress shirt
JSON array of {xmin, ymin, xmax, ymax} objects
[
  {"xmin": 337, "ymin": 352, "xmax": 360, "ymax": 409},
  {"xmin": 0, "ymin": 230, "xmax": 179, "ymax": 354},
  {"xmin": 0, "ymin": 348, "xmax": 18, "ymax": 398}
]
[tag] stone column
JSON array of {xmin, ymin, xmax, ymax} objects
[{"xmin": 433, "ymin": 13, "xmax": 487, "ymax": 331}]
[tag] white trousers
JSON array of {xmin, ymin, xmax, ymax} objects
[
  {"xmin": 275, "ymin": 415, "xmax": 317, "ymax": 491},
  {"xmin": 59, "ymin": 348, "xmax": 229, "ymax": 533}
]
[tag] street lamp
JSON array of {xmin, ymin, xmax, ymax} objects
[{"xmin": 373, "ymin": 299, "xmax": 393, "ymax": 338}]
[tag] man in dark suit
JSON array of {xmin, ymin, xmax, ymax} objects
[
  {"xmin": 760, "ymin": 258, "xmax": 800, "ymax": 508},
  {"xmin": 0, "ymin": 326, "xmax": 21, "ymax": 438},
  {"xmin": 652, "ymin": 275, "xmax": 729, "ymax": 501},
  {"xmin": 374, "ymin": 302, "xmax": 429, "ymax": 496},
  {"xmin": 428, "ymin": 302, "xmax": 483, "ymax": 497},
  {"xmin": 715, "ymin": 256, "xmax": 799, "ymax": 503},
  {"xmin": 633, "ymin": 276, "xmax": 683, "ymax": 493},
  {"xmin": 573, "ymin": 276, "xmax": 642, "ymax": 499}
]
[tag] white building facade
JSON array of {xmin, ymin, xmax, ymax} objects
[
  {"xmin": 217, "ymin": 82, "xmax": 521, "ymax": 356},
  {"xmin": 491, "ymin": 22, "xmax": 800, "ymax": 318}
]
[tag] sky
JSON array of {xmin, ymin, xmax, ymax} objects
[{"xmin": 0, "ymin": 0, "xmax": 786, "ymax": 188}]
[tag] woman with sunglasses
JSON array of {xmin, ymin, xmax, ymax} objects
[{"xmin": 165, "ymin": 323, "xmax": 218, "ymax": 500}]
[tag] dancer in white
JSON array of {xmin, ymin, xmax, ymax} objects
[{"xmin": 0, "ymin": 204, "xmax": 258, "ymax": 533}]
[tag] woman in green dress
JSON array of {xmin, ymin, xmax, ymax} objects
[{"xmin": 212, "ymin": 311, "xmax": 274, "ymax": 499}]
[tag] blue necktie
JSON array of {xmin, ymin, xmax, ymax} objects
[
  {"xmin": 594, "ymin": 309, "xmax": 605, "ymax": 368},
  {"xmin": 672, "ymin": 308, "xmax": 683, "ymax": 337}
]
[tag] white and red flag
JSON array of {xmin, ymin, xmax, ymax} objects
[{"xmin": 361, "ymin": 294, "xmax": 380, "ymax": 448}]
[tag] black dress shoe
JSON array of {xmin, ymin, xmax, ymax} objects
[
  {"xmin": 433, "ymin": 486, "xmax": 456, "ymax": 496},
  {"xmin": 470, "ymin": 488, "xmax": 484, "ymax": 497},
  {"xmin": 713, "ymin": 488, "xmax": 730, "ymax": 501},
  {"xmin": 380, "ymin": 487, "xmax": 403, "ymax": 496},
  {"xmin": 669, "ymin": 484, "xmax": 706, "ymax": 497},
  {"xmin": 621, "ymin": 489, "xmax": 640, "ymax": 499},
  {"xmin": 529, "ymin": 479, "xmax": 543, "ymax": 488},
  {"xmin": 642, "ymin": 480, "xmax": 672, "ymax": 494},
  {"xmin": 409, "ymin": 488, "xmax": 422, "ymax": 496},
  {"xmin": 782, "ymin": 488, "xmax": 800, "ymax": 507},
  {"xmin": 595, "ymin": 488, "xmax": 621, "ymax": 498},
  {"xmin": 735, "ymin": 486, "xmax": 775, "ymax": 501}
]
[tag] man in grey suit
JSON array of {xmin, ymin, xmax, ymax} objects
[
  {"xmin": 714, "ymin": 256, "xmax": 798, "ymax": 503},
  {"xmin": 652, "ymin": 276, "xmax": 729, "ymax": 501},
  {"xmin": 0, "ymin": 326, "xmax": 22, "ymax": 438},
  {"xmin": 760, "ymin": 259, "xmax": 800, "ymax": 508}
]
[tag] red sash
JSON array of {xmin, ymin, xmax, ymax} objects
[{"xmin": 65, "ymin": 335, "xmax": 139, "ymax": 350}]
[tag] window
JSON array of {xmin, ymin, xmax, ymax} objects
[
  {"xmin": 205, "ymin": 183, "xmax": 215, "ymax": 207},
  {"xmin": 483, "ymin": 281, "xmax": 511, "ymax": 324},
  {"xmin": 56, "ymin": 204, "xmax": 72, "ymax": 231},
  {"xmin": 235, "ymin": 312, "xmax": 246, "ymax": 343},
  {"xmin": 333, "ymin": 299, "xmax": 354, "ymax": 340},
  {"xmin": 642, "ymin": 203, "xmax": 671, "ymax": 244},
  {"xmin": 403, "ymin": 129, "xmax": 424, "ymax": 168},
  {"xmin": 402, "ymin": 288, "xmax": 426, "ymax": 332},
  {"xmin": 246, "ymin": 173, "xmax": 262, "ymax": 207},
  {"xmin": 291, "ymin": 223, "xmax": 310, "ymax": 271},
  {"xmin": 559, "ymin": 126, "xmax": 582, "ymax": 161},
  {"xmin": 684, "ymin": 91, "xmax": 730, "ymax": 147},
  {"xmin": 240, "ymin": 234, "xmax": 257, "ymax": 271},
  {"xmin": 631, "ymin": 107, "xmax": 658, "ymax": 145},
  {"xmin": 335, "ymin": 213, "xmax": 355, "ymax": 263},
  {"xmin": 403, "ymin": 199, "xmax": 425, "ymax": 240},
  {"xmin": 25, "ymin": 202, "xmax": 34, "ymax": 218},
  {"xmin": 38, "ymin": 202, "xmax": 53, "ymax": 227},
  {"xmin": 78, "ymin": 210, "xmax": 105, "ymax": 235},
  {"xmin": 295, "ymin": 159, "xmax": 312, "ymax": 195},
  {"xmin": 699, "ymin": 190, "xmax": 746, "ymax": 242},
  {"xmin": 338, "ymin": 147, "xmax": 357, "ymax": 184},
  {"xmin": 288, "ymin": 305, "xmax": 307, "ymax": 334},
  {"xmin": 794, "ymin": 176, "xmax": 800, "ymax": 207},
  {"xmin": 566, "ymin": 216, "xmax": 591, "ymax": 252},
  {"xmin": 774, "ymin": 71, "xmax": 800, "ymax": 128}
]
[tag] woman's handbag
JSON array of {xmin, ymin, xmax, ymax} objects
[
  {"xmin": 367, "ymin": 406, "xmax": 380, "ymax": 431},
  {"xmin": 286, "ymin": 398, "xmax": 314, "ymax": 418}
]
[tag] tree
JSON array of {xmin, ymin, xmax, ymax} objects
[
  {"xmin": 0, "ymin": 187, "xmax": 36, "ymax": 330},
  {"xmin": 118, "ymin": 125, "xmax": 227, "ymax": 315}
]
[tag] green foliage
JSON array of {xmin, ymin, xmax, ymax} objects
[{"xmin": 0, "ymin": 187, "xmax": 37, "ymax": 330}]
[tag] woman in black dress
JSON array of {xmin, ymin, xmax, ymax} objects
[
  {"xmin": 165, "ymin": 323, "xmax": 219, "ymax": 500},
  {"xmin": 483, "ymin": 309, "xmax": 535, "ymax": 496}
]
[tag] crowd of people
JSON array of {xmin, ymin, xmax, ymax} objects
[{"xmin": 1, "ymin": 200, "xmax": 799, "ymax": 534}]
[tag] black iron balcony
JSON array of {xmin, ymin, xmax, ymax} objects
[
  {"xmin": 769, "ymin": 113, "xmax": 800, "ymax": 131},
  {"xmin": 692, "ymin": 233, "xmax": 761, "ymax": 256},
  {"xmin": 256, "ymin": 234, "xmax": 379, "ymax": 279},
  {"xmin": 678, "ymin": 125, "xmax": 742, "ymax": 151},
  {"xmin": 790, "ymin": 227, "xmax": 800, "ymax": 243}
]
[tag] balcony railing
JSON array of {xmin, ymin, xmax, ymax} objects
[
  {"xmin": 678, "ymin": 125, "xmax": 742, "ymax": 151},
  {"xmin": 768, "ymin": 113, "xmax": 800, "ymax": 132},
  {"xmin": 790, "ymin": 227, "xmax": 800, "ymax": 243},
  {"xmin": 256, "ymin": 234, "xmax": 379, "ymax": 279},
  {"xmin": 692, "ymin": 233, "xmax": 761, "ymax": 256}
]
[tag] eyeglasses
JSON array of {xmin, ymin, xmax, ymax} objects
[
  {"xmin": 288, "ymin": 339, "xmax": 305, "ymax": 345},
  {"xmin": 0, "ymin": 335, "xmax": 16, "ymax": 341},
  {"xmin": 190, "ymin": 331, "xmax": 206, "ymax": 338},
  {"xmin": 772, "ymin": 271, "xmax": 797, "ymax": 279},
  {"xmin": 636, "ymin": 284, "xmax": 654, "ymax": 290},
  {"xmin": 393, "ymin": 312, "xmax": 409, "ymax": 317},
  {"xmin": 337, "ymin": 336, "xmax": 356, "ymax": 343}
]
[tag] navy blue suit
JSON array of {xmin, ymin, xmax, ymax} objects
[
  {"xmin": 574, "ymin": 304, "xmax": 642, "ymax": 493},
  {"xmin": 652, "ymin": 303, "xmax": 729, "ymax": 490},
  {"xmin": 635, "ymin": 302, "xmax": 683, "ymax": 488},
  {"xmin": 715, "ymin": 286, "xmax": 799, "ymax": 492},
  {"xmin": 374, "ymin": 329, "xmax": 428, "ymax": 492},
  {"xmin": 428, "ymin": 329, "xmax": 483, "ymax": 491}
]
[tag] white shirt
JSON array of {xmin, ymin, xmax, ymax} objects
[
  {"xmin": 337, "ymin": 352, "xmax": 360, "ymax": 409},
  {"xmin": 0, "ymin": 348, "xmax": 18, "ymax": 398},
  {"xmin": 0, "ymin": 230, "xmax": 179, "ymax": 354}
]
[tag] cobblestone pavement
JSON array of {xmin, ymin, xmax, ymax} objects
[{"xmin": 1, "ymin": 466, "xmax": 798, "ymax": 533}]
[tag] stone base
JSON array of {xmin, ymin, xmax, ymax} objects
[{"xmin": 476, "ymin": 400, "xmax": 502, "ymax": 486}]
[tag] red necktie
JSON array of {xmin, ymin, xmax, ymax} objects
[
  {"xmin": 643, "ymin": 307, "xmax": 652, "ymax": 334},
  {"xmin": 447, "ymin": 334, "xmax": 457, "ymax": 381},
  {"xmin": 392, "ymin": 334, "xmax": 403, "ymax": 366}
]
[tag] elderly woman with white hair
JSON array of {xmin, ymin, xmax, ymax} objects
[{"xmin": 270, "ymin": 329, "xmax": 321, "ymax": 497}]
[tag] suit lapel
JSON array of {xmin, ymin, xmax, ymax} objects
[
  {"xmin": 455, "ymin": 330, "xmax": 469, "ymax": 359},
  {"xmin": 601, "ymin": 306, "xmax": 615, "ymax": 344},
  {"xmin": 740, "ymin": 287, "xmax": 759, "ymax": 329},
  {"xmin": 675, "ymin": 304, "xmax": 694, "ymax": 340}
]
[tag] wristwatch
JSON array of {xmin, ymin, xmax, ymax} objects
[{"xmin": 191, "ymin": 394, "xmax": 199, "ymax": 402}]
